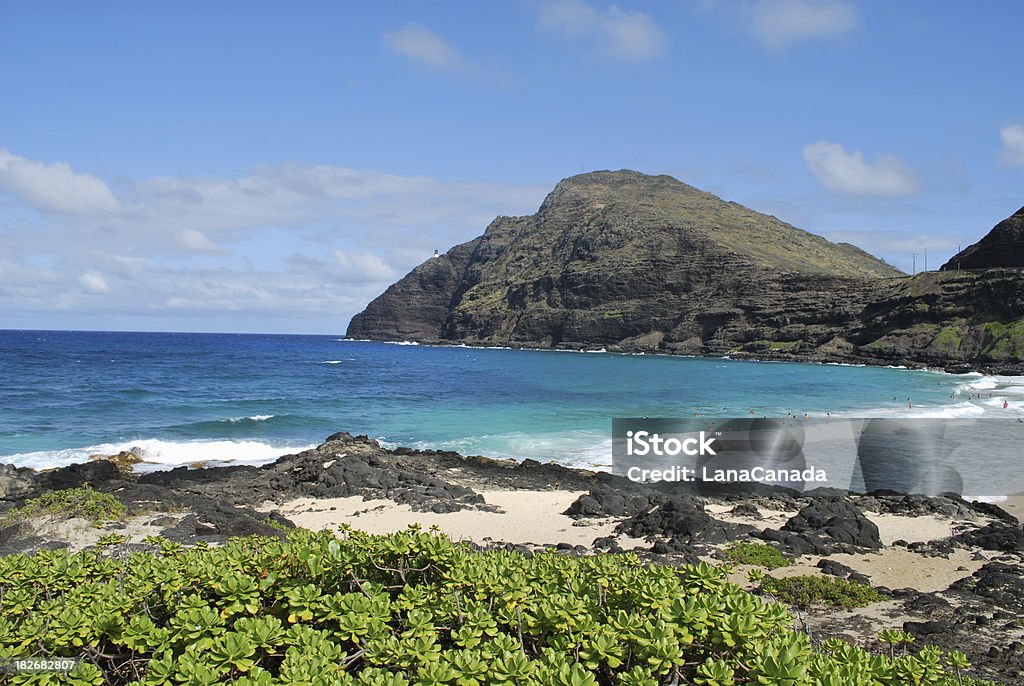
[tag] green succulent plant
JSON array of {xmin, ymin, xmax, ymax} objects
[{"xmin": 0, "ymin": 525, "xmax": 1002, "ymax": 686}]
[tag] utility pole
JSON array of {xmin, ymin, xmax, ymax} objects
[{"xmin": 924, "ymin": 248, "xmax": 928, "ymax": 273}]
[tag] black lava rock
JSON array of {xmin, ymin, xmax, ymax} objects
[
  {"xmin": 615, "ymin": 495, "xmax": 756, "ymax": 548},
  {"xmin": 758, "ymin": 496, "xmax": 881, "ymax": 555},
  {"xmin": 953, "ymin": 522, "xmax": 1024, "ymax": 554}
]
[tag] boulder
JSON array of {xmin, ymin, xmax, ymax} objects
[
  {"xmin": 0, "ymin": 464, "xmax": 39, "ymax": 501},
  {"xmin": 38, "ymin": 460, "xmax": 121, "ymax": 490},
  {"xmin": 89, "ymin": 447, "xmax": 143, "ymax": 473},
  {"xmin": 758, "ymin": 496, "xmax": 881, "ymax": 555},
  {"xmin": 615, "ymin": 495, "xmax": 756, "ymax": 548}
]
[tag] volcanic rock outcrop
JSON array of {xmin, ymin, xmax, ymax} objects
[{"xmin": 943, "ymin": 206, "xmax": 1024, "ymax": 270}]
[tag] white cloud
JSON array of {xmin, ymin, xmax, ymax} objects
[
  {"xmin": 0, "ymin": 148, "xmax": 118, "ymax": 215},
  {"xmin": 539, "ymin": 0, "xmax": 667, "ymax": 61},
  {"xmin": 79, "ymin": 270, "xmax": 111, "ymax": 294},
  {"xmin": 0, "ymin": 150, "xmax": 549, "ymax": 332},
  {"xmin": 1000, "ymin": 124, "xmax": 1024, "ymax": 167},
  {"xmin": 750, "ymin": 0, "xmax": 856, "ymax": 48},
  {"xmin": 178, "ymin": 228, "xmax": 220, "ymax": 253},
  {"xmin": 382, "ymin": 24, "xmax": 467, "ymax": 71},
  {"xmin": 699, "ymin": 0, "xmax": 856, "ymax": 49},
  {"xmin": 802, "ymin": 141, "xmax": 920, "ymax": 196},
  {"xmin": 331, "ymin": 249, "xmax": 396, "ymax": 283}
]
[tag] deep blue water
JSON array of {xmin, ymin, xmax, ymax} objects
[{"xmin": 0, "ymin": 330, "xmax": 1005, "ymax": 471}]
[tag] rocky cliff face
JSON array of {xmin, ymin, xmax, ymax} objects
[
  {"xmin": 347, "ymin": 171, "xmax": 1024, "ymax": 371},
  {"xmin": 942, "ymin": 206, "xmax": 1024, "ymax": 270}
]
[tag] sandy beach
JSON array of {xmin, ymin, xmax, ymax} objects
[
  {"xmin": 267, "ymin": 490, "xmax": 650, "ymax": 549},
  {"xmin": 1001, "ymin": 493, "xmax": 1024, "ymax": 520},
  {"xmin": 266, "ymin": 484, "xmax": 1007, "ymax": 596}
]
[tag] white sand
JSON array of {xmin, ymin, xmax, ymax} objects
[
  {"xmin": 709, "ymin": 502, "xmax": 965, "ymax": 546},
  {"xmin": 1001, "ymin": 494, "xmax": 1024, "ymax": 521},
  {"xmin": 866, "ymin": 513, "xmax": 967, "ymax": 546},
  {"xmin": 705, "ymin": 502, "xmax": 798, "ymax": 528},
  {"xmin": 773, "ymin": 548, "xmax": 982, "ymax": 593},
  {"xmin": 271, "ymin": 490, "xmax": 646, "ymax": 548},
  {"xmin": 707, "ymin": 501, "xmax": 987, "ymax": 593},
  {"xmin": 265, "ymin": 491, "xmax": 999, "ymax": 594}
]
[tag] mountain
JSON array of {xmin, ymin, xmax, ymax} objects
[
  {"xmin": 348, "ymin": 170, "xmax": 898, "ymax": 343},
  {"xmin": 942, "ymin": 206, "xmax": 1024, "ymax": 270},
  {"xmin": 348, "ymin": 171, "xmax": 1024, "ymax": 371}
]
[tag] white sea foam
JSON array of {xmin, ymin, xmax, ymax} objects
[
  {"xmin": 950, "ymin": 375, "xmax": 1024, "ymax": 414},
  {"xmin": 965, "ymin": 495, "xmax": 1008, "ymax": 504},
  {"xmin": 375, "ymin": 431, "xmax": 613, "ymax": 472},
  {"xmin": 4, "ymin": 438, "xmax": 314, "ymax": 472},
  {"xmin": 825, "ymin": 400, "xmax": 991, "ymax": 419},
  {"xmin": 321, "ymin": 360, "xmax": 344, "ymax": 364},
  {"xmin": 964, "ymin": 375, "xmax": 999, "ymax": 391},
  {"xmin": 207, "ymin": 415, "xmax": 278, "ymax": 424}
]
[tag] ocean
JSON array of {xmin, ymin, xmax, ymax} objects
[{"xmin": 1, "ymin": 330, "xmax": 1020, "ymax": 472}]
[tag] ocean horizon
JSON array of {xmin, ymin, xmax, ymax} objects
[{"xmin": 2, "ymin": 329, "xmax": 1021, "ymax": 473}]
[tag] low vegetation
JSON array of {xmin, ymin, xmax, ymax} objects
[
  {"xmin": 982, "ymin": 317, "xmax": 1024, "ymax": 359},
  {"xmin": 0, "ymin": 526, "xmax": 997, "ymax": 685},
  {"xmin": 757, "ymin": 574, "xmax": 884, "ymax": 609},
  {"xmin": 722, "ymin": 542, "xmax": 791, "ymax": 570},
  {"xmin": 4, "ymin": 484, "xmax": 126, "ymax": 525}
]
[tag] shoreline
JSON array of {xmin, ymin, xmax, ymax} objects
[
  {"xmin": 344, "ymin": 336, "xmax": 1024, "ymax": 377},
  {"xmin": 6, "ymin": 327, "xmax": 1020, "ymax": 375}
]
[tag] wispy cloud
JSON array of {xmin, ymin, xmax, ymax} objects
[
  {"xmin": 802, "ymin": 141, "xmax": 920, "ymax": 196},
  {"xmin": 382, "ymin": 23, "xmax": 467, "ymax": 72},
  {"xmin": 177, "ymin": 228, "xmax": 220, "ymax": 254},
  {"xmin": 0, "ymin": 148, "xmax": 119, "ymax": 215},
  {"xmin": 79, "ymin": 271, "xmax": 112, "ymax": 295},
  {"xmin": 1000, "ymin": 124, "xmax": 1024, "ymax": 167},
  {"xmin": 539, "ymin": 0, "xmax": 667, "ymax": 62},
  {"xmin": 750, "ymin": 0, "xmax": 856, "ymax": 48},
  {"xmin": 700, "ymin": 0, "xmax": 857, "ymax": 49},
  {"xmin": 331, "ymin": 249, "xmax": 396, "ymax": 283},
  {"xmin": 0, "ymin": 149, "xmax": 548, "ymax": 332}
]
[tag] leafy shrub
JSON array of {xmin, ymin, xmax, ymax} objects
[
  {"xmin": 722, "ymin": 542, "xmax": 790, "ymax": 570},
  {"xmin": 5, "ymin": 484, "xmax": 126, "ymax": 524},
  {"xmin": 0, "ymin": 526, "xmax": 994, "ymax": 685},
  {"xmin": 758, "ymin": 574, "xmax": 883, "ymax": 608}
]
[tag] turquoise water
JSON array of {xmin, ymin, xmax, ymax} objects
[{"xmin": 0, "ymin": 330, "xmax": 1011, "ymax": 471}]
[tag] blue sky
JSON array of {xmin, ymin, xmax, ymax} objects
[{"xmin": 1, "ymin": 1, "xmax": 1022, "ymax": 333}]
